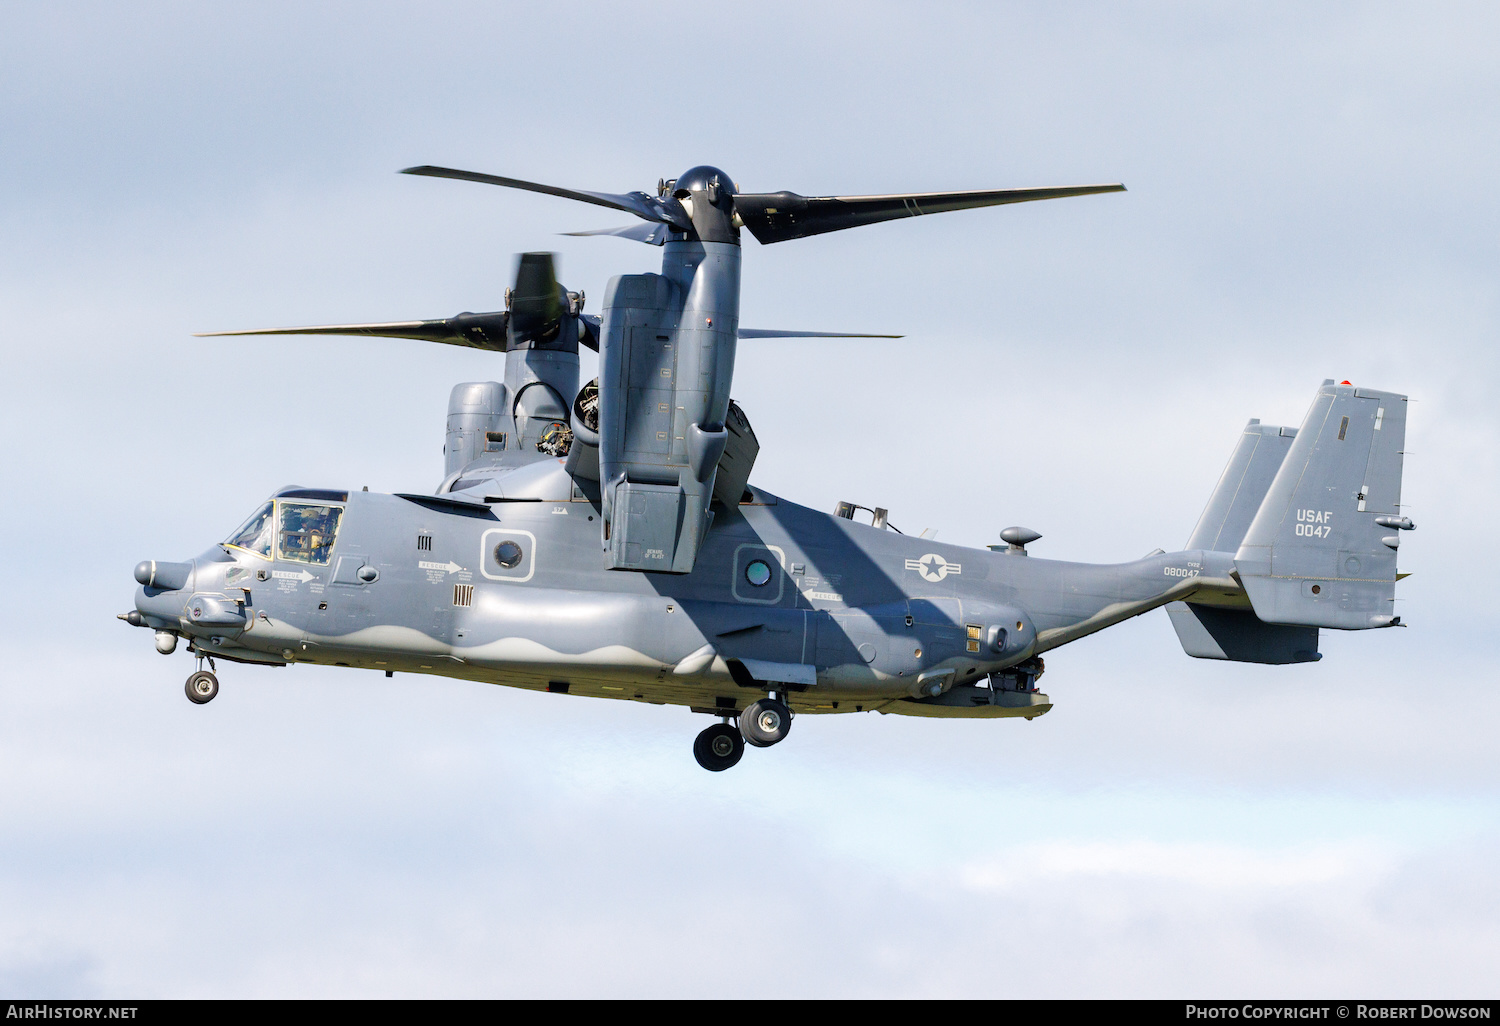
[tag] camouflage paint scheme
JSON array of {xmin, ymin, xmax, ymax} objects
[{"xmin": 128, "ymin": 164, "xmax": 1412, "ymax": 766}]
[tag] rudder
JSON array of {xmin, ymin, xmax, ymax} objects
[{"xmin": 1233, "ymin": 381, "xmax": 1411, "ymax": 629}]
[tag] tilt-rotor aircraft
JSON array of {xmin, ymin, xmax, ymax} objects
[{"xmin": 124, "ymin": 164, "xmax": 1413, "ymax": 770}]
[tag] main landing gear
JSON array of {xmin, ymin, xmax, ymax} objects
[
  {"xmin": 185, "ymin": 653, "xmax": 219, "ymax": 705},
  {"xmin": 692, "ymin": 694, "xmax": 793, "ymax": 771},
  {"xmin": 693, "ymin": 723, "xmax": 743, "ymax": 771},
  {"xmin": 739, "ymin": 698, "xmax": 791, "ymax": 747}
]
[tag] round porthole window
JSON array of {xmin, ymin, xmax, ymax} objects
[
  {"xmin": 744, "ymin": 559, "xmax": 772, "ymax": 587},
  {"xmin": 495, "ymin": 541, "xmax": 524, "ymax": 568}
]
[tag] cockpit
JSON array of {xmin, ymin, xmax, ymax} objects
[{"xmin": 223, "ymin": 488, "xmax": 347, "ymax": 565}]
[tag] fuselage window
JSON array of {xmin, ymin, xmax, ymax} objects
[
  {"xmin": 745, "ymin": 559, "xmax": 772, "ymax": 587},
  {"xmin": 277, "ymin": 502, "xmax": 343, "ymax": 565},
  {"xmin": 495, "ymin": 541, "xmax": 523, "ymax": 568},
  {"xmin": 224, "ymin": 501, "xmax": 275, "ymax": 560}
]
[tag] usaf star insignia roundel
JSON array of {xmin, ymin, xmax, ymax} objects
[{"xmin": 905, "ymin": 553, "xmax": 962, "ymax": 583}]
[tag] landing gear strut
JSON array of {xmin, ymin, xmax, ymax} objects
[{"xmin": 693, "ymin": 723, "xmax": 744, "ymax": 772}]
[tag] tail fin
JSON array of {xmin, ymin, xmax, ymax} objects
[
  {"xmin": 1233, "ymin": 381, "xmax": 1410, "ymax": 630},
  {"xmin": 1168, "ymin": 419, "xmax": 1319, "ymax": 664},
  {"xmin": 1185, "ymin": 420, "xmax": 1300, "ymax": 552}
]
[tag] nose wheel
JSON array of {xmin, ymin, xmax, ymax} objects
[
  {"xmin": 185, "ymin": 669, "xmax": 219, "ymax": 704},
  {"xmin": 693, "ymin": 723, "xmax": 744, "ymax": 772}
]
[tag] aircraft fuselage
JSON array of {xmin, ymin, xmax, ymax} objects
[{"xmin": 134, "ymin": 467, "xmax": 1235, "ymax": 721}]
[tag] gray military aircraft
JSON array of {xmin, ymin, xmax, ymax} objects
[{"xmin": 123, "ymin": 164, "xmax": 1413, "ymax": 770}]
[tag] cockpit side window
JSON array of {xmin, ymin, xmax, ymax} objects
[
  {"xmin": 225, "ymin": 501, "xmax": 275, "ymax": 560},
  {"xmin": 276, "ymin": 502, "xmax": 343, "ymax": 565}
]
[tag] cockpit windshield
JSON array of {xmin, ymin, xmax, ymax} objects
[
  {"xmin": 225, "ymin": 501, "xmax": 275, "ymax": 559},
  {"xmin": 277, "ymin": 502, "xmax": 343, "ymax": 565},
  {"xmin": 224, "ymin": 499, "xmax": 343, "ymax": 564}
]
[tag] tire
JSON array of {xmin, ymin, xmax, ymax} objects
[
  {"xmin": 693, "ymin": 723, "xmax": 744, "ymax": 772},
  {"xmin": 185, "ymin": 670, "xmax": 219, "ymax": 705},
  {"xmin": 739, "ymin": 699, "xmax": 791, "ymax": 748}
]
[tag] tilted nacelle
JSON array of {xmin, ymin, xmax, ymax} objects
[{"xmin": 594, "ymin": 244, "xmax": 739, "ymax": 574}]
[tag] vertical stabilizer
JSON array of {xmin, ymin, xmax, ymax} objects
[
  {"xmin": 1186, "ymin": 420, "xmax": 1299, "ymax": 552},
  {"xmin": 1233, "ymin": 381, "xmax": 1410, "ymax": 629}
]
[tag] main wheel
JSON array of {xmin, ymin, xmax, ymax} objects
[
  {"xmin": 185, "ymin": 670, "xmax": 219, "ymax": 705},
  {"xmin": 739, "ymin": 699, "xmax": 791, "ymax": 748},
  {"xmin": 693, "ymin": 723, "xmax": 744, "ymax": 772}
]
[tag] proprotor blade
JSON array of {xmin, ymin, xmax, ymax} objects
[
  {"xmin": 561, "ymin": 222, "xmax": 673, "ymax": 246},
  {"xmin": 195, "ymin": 311, "xmax": 509, "ymax": 350},
  {"xmin": 508, "ymin": 252, "xmax": 564, "ymax": 346},
  {"xmin": 736, "ymin": 329, "xmax": 903, "ymax": 339},
  {"xmin": 401, "ymin": 165, "xmax": 692, "ymax": 231},
  {"xmin": 733, "ymin": 183, "xmax": 1126, "ymax": 244}
]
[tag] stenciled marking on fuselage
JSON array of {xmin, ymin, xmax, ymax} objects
[
  {"xmin": 795, "ymin": 573, "xmax": 844, "ymax": 604},
  {"xmin": 420, "ymin": 559, "xmax": 472, "ymax": 585},
  {"xmin": 1295, "ymin": 508, "xmax": 1334, "ymax": 538},
  {"xmin": 906, "ymin": 553, "xmax": 962, "ymax": 583},
  {"xmin": 272, "ymin": 568, "xmax": 315, "ymax": 583}
]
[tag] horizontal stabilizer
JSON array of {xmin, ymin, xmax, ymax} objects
[
  {"xmin": 1166, "ymin": 602, "xmax": 1320, "ymax": 664},
  {"xmin": 1234, "ymin": 382, "xmax": 1410, "ymax": 630}
]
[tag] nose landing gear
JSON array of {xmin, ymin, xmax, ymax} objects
[
  {"xmin": 185, "ymin": 654, "xmax": 219, "ymax": 705},
  {"xmin": 185, "ymin": 670, "xmax": 219, "ymax": 704}
]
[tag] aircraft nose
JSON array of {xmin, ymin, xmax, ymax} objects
[{"xmin": 132, "ymin": 559, "xmax": 195, "ymax": 632}]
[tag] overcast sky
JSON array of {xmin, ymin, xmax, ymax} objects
[{"xmin": 1, "ymin": 1, "xmax": 1497, "ymax": 997}]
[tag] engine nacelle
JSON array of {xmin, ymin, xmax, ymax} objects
[
  {"xmin": 596, "ymin": 241, "xmax": 740, "ymax": 574},
  {"xmin": 444, "ymin": 381, "xmax": 507, "ymax": 479}
]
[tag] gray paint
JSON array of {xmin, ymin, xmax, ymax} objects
[
  {"xmin": 1165, "ymin": 604, "xmax": 1321, "ymax": 664},
  {"xmin": 1185, "ymin": 419, "xmax": 1298, "ymax": 553},
  {"xmin": 1235, "ymin": 382, "xmax": 1409, "ymax": 629},
  {"xmin": 134, "ymin": 164, "xmax": 1413, "ymax": 768}
]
